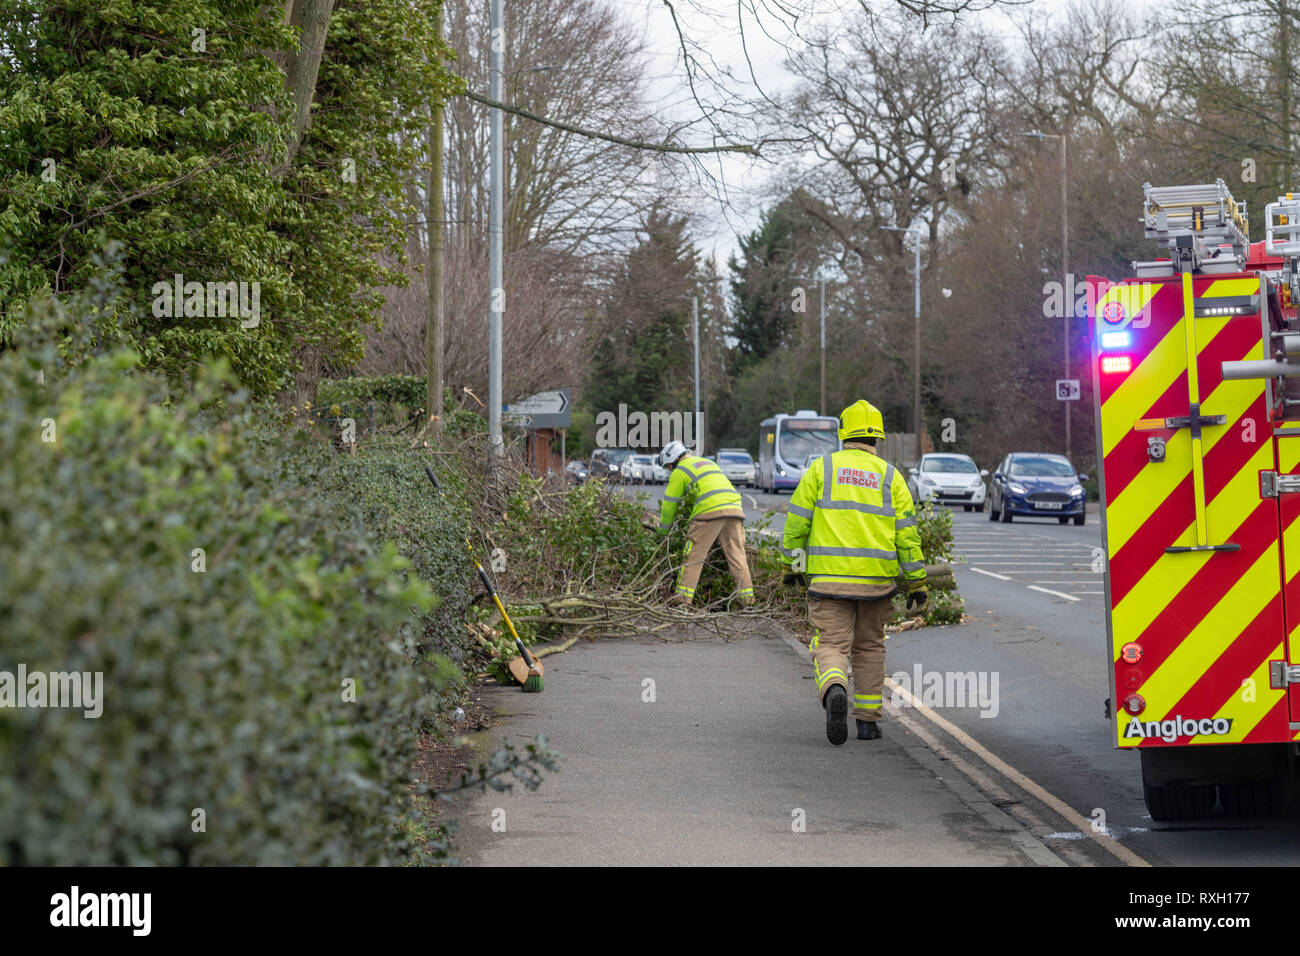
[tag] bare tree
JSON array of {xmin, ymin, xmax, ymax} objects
[
  {"xmin": 363, "ymin": 0, "xmax": 676, "ymax": 405},
  {"xmin": 782, "ymin": 12, "xmax": 1013, "ymax": 259}
]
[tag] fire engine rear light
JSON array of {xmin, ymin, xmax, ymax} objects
[
  {"xmin": 1123, "ymin": 694, "xmax": 1146, "ymax": 715},
  {"xmin": 1120, "ymin": 642, "xmax": 1143, "ymax": 664},
  {"xmin": 1193, "ymin": 294, "xmax": 1258, "ymax": 317},
  {"xmin": 1101, "ymin": 355, "xmax": 1132, "ymax": 373},
  {"xmin": 1101, "ymin": 331, "xmax": 1130, "ymax": 349}
]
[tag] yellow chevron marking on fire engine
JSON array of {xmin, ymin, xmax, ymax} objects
[
  {"xmin": 1100, "ymin": 310, "xmax": 1200, "ymax": 459},
  {"xmin": 1132, "ymin": 546, "xmax": 1280, "ymax": 708},
  {"xmin": 1201, "ymin": 277, "xmax": 1262, "ymax": 299},
  {"xmin": 1106, "ymin": 369, "xmax": 1262, "ymax": 553},
  {"xmin": 1111, "ymin": 441, "xmax": 1277, "ymax": 650},
  {"xmin": 1281, "ymin": 435, "xmax": 1300, "ymax": 473},
  {"xmin": 1212, "ymin": 645, "xmax": 1285, "ymax": 744},
  {"xmin": 1284, "ymin": 502, "xmax": 1300, "ymax": 609}
]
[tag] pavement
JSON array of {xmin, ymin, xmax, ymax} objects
[{"xmin": 456, "ymin": 625, "xmax": 1063, "ymax": 866}]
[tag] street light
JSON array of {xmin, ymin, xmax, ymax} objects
[
  {"xmin": 489, "ymin": 58, "xmax": 565, "ymax": 460},
  {"xmin": 487, "ymin": 0, "xmax": 504, "ymax": 458},
  {"xmin": 1015, "ymin": 129, "xmax": 1071, "ymax": 462},
  {"xmin": 677, "ymin": 293, "xmax": 702, "ymax": 455},
  {"xmin": 881, "ymin": 223, "xmax": 926, "ymax": 465},
  {"xmin": 795, "ymin": 274, "xmax": 828, "ymax": 415}
]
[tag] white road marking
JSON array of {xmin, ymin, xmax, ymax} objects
[
  {"xmin": 1028, "ymin": 585, "xmax": 1081, "ymax": 602},
  {"xmin": 969, "ymin": 567, "xmax": 1012, "ymax": 581},
  {"xmin": 884, "ymin": 678, "xmax": 1150, "ymax": 868},
  {"xmin": 744, "ymin": 494, "xmax": 758, "ymax": 510}
]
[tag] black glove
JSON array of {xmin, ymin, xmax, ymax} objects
[
  {"xmin": 782, "ymin": 572, "xmax": 806, "ymax": 588},
  {"xmin": 906, "ymin": 589, "xmax": 928, "ymax": 611}
]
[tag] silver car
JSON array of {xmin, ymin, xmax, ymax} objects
[
  {"xmin": 717, "ymin": 449, "xmax": 756, "ymax": 487},
  {"xmin": 629, "ymin": 454, "xmax": 660, "ymax": 484}
]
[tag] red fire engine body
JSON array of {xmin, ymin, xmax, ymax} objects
[{"xmin": 1089, "ymin": 181, "xmax": 1300, "ymax": 820}]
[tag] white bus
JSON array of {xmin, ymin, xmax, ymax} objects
[{"xmin": 757, "ymin": 410, "xmax": 840, "ymax": 493}]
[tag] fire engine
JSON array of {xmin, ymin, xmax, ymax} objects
[{"xmin": 1089, "ymin": 180, "xmax": 1300, "ymax": 821}]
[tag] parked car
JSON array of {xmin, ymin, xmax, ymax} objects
[
  {"xmin": 908, "ymin": 453, "xmax": 988, "ymax": 512},
  {"xmin": 717, "ymin": 448, "xmax": 756, "ymax": 487},
  {"xmin": 648, "ymin": 458, "xmax": 670, "ymax": 483},
  {"xmin": 629, "ymin": 454, "xmax": 660, "ymax": 484},
  {"xmin": 589, "ymin": 448, "xmax": 635, "ymax": 482},
  {"xmin": 564, "ymin": 459, "xmax": 589, "ymax": 484},
  {"xmin": 988, "ymin": 452, "xmax": 1088, "ymax": 525}
]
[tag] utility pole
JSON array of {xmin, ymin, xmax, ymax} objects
[
  {"xmin": 911, "ymin": 233, "xmax": 921, "ymax": 464},
  {"xmin": 1015, "ymin": 129, "xmax": 1071, "ymax": 461},
  {"xmin": 819, "ymin": 276, "xmax": 826, "ymax": 416},
  {"xmin": 426, "ymin": 4, "xmax": 445, "ymax": 442},
  {"xmin": 487, "ymin": 0, "xmax": 504, "ymax": 458},
  {"xmin": 693, "ymin": 294, "xmax": 701, "ymax": 455},
  {"xmin": 881, "ymin": 224, "xmax": 925, "ymax": 464},
  {"xmin": 1059, "ymin": 133, "xmax": 1070, "ymax": 464},
  {"xmin": 1284, "ymin": 0, "xmax": 1293, "ymax": 192}
]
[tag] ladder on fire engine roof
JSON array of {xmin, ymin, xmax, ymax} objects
[{"xmin": 1134, "ymin": 180, "xmax": 1250, "ymax": 277}]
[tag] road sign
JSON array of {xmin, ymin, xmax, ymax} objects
[
  {"xmin": 504, "ymin": 388, "xmax": 570, "ymax": 429},
  {"xmin": 1056, "ymin": 379, "xmax": 1081, "ymax": 402}
]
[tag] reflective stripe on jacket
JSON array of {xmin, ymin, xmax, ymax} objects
[
  {"xmin": 658, "ymin": 455, "xmax": 743, "ymax": 532},
  {"xmin": 780, "ymin": 446, "xmax": 926, "ymax": 593}
]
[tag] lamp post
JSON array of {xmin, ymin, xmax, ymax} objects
[
  {"xmin": 795, "ymin": 274, "xmax": 828, "ymax": 415},
  {"xmin": 487, "ymin": 0, "xmax": 504, "ymax": 458},
  {"xmin": 693, "ymin": 294, "xmax": 701, "ymax": 455},
  {"xmin": 881, "ymin": 223, "xmax": 925, "ymax": 465},
  {"xmin": 1015, "ymin": 129, "xmax": 1071, "ymax": 462},
  {"xmin": 487, "ymin": 49, "xmax": 562, "ymax": 459}
]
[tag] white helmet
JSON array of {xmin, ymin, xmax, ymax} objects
[{"xmin": 659, "ymin": 440, "xmax": 688, "ymax": 467}]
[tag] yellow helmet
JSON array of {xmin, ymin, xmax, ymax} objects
[{"xmin": 839, "ymin": 400, "xmax": 885, "ymax": 442}]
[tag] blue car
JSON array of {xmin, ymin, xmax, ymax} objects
[{"xmin": 988, "ymin": 453, "xmax": 1088, "ymax": 525}]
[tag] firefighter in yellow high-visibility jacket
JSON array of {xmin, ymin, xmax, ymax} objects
[
  {"xmin": 781, "ymin": 400, "xmax": 927, "ymax": 745},
  {"xmin": 657, "ymin": 440, "xmax": 754, "ymax": 607}
]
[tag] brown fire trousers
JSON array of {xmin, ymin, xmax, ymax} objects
[
  {"xmin": 676, "ymin": 515, "xmax": 754, "ymax": 605},
  {"xmin": 809, "ymin": 593, "xmax": 893, "ymax": 721}
]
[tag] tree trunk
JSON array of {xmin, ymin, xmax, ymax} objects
[
  {"xmin": 427, "ymin": 6, "xmax": 446, "ymax": 441},
  {"xmin": 281, "ymin": 0, "xmax": 336, "ymax": 172}
]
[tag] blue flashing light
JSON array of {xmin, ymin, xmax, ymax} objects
[{"xmin": 1101, "ymin": 331, "xmax": 1131, "ymax": 350}]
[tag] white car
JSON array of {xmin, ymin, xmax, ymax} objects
[
  {"xmin": 629, "ymin": 454, "xmax": 660, "ymax": 484},
  {"xmin": 908, "ymin": 453, "xmax": 988, "ymax": 512}
]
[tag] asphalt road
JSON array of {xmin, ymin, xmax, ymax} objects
[{"xmin": 892, "ymin": 508, "xmax": 1300, "ymax": 866}]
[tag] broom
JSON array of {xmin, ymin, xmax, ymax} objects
[
  {"xmin": 424, "ymin": 464, "xmax": 542, "ymax": 692},
  {"xmin": 470, "ymin": 546, "xmax": 543, "ymax": 693}
]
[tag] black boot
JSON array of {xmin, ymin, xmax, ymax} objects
[
  {"xmin": 824, "ymin": 685, "xmax": 848, "ymax": 746},
  {"xmin": 857, "ymin": 719, "xmax": 881, "ymax": 740}
]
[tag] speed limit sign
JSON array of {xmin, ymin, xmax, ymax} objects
[{"xmin": 1056, "ymin": 379, "xmax": 1081, "ymax": 401}]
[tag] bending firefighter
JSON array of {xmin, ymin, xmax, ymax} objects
[
  {"xmin": 657, "ymin": 441, "xmax": 754, "ymax": 607},
  {"xmin": 781, "ymin": 400, "xmax": 927, "ymax": 745}
]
